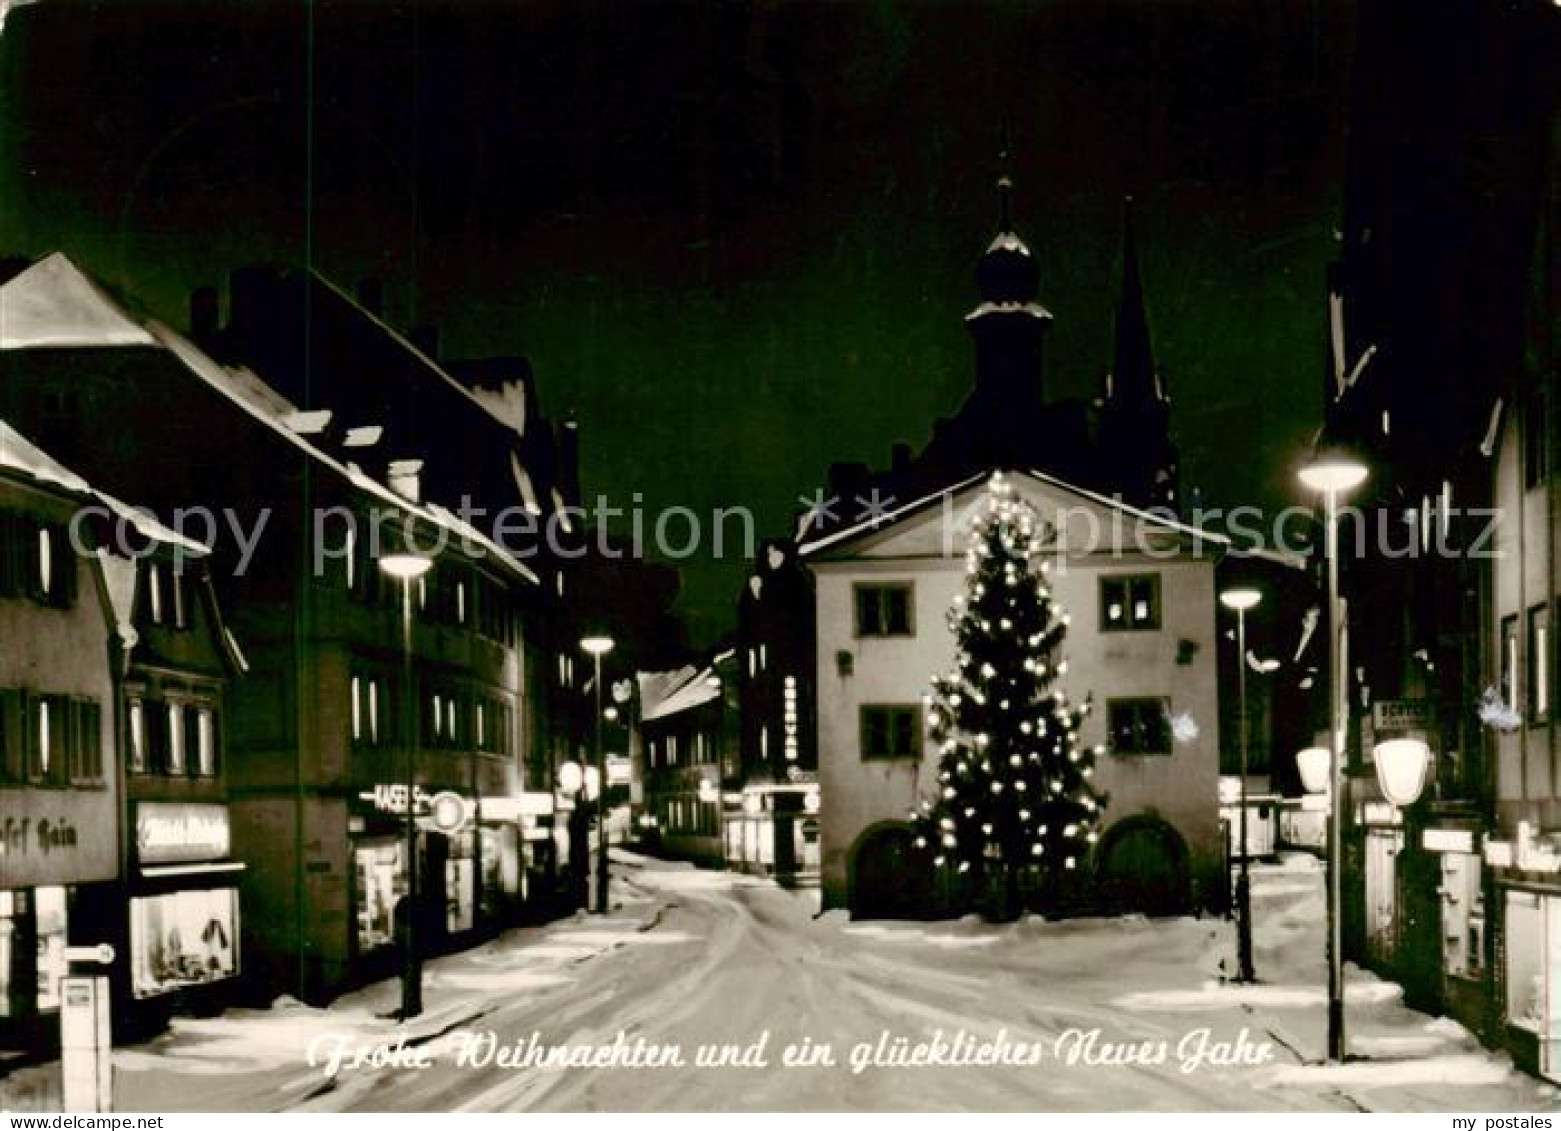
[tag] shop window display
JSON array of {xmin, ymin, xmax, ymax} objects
[
  {"xmin": 355, "ymin": 839, "xmax": 406, "ymax": 953},
  {"xmin": 446, "ymin": 830, "xmax": 476, "ymax": 934},
  {"xmin": 130, "ymin": 888, "xmax": 238, "ymax": 998},
  {"xmin": 1505, "ymin": 890, "xmax": 1561, "ymax": 1083}
]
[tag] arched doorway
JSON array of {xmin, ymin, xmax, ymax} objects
[
  {"xmin": 848, "ymin": 823, "xmax": 936, "ymax": 920},
  {"xmin": 1094, "ymin": 816, "xmax": 1191, "ymax": 916}
]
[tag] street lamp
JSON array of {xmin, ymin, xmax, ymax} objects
[
  {"xmin": 1219, "ymin": 585, "xmax": 1262, "ymax": 983},
  {"xmin": 1372, "ymin": 738, "xmax": 1430, "ymax": 808},
  {"xmin": 379, "ymin": 550, "xmax": 434, "ymax": 1021},
  {"xmin": 581, "ymin": 635, "xmax": 615, "ymax": 914},
  {"xmin": 1298, "ymin": 443, "xmax": 1368, "ymax": 1063}
]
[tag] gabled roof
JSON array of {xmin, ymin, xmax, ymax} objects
[
  {"xmin": 0, "ymin": 253, "xmax": 538, "ymax": 585},
  {"xmin": 798, "ymin": 466, "xmax": 1228, "ymax": 559},
  {"xmin": 0, "ymin": 252, "xmax": 156, "ymax": 350},
  {"xmin": 0, "ymin": 418, "xmax": 208, "ymax": 553}
]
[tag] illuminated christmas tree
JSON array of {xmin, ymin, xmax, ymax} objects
[{"xmin": 913, "ymin": 472, "xmax": 1107, "ymax": 921}]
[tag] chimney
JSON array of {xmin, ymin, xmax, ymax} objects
[
  {"xmin": 356, "ymin": 278, "xmax": 384, "ymax": 318},
  {"xmin": 556, "ymin": 415, "xmax": 581, "ymax": 507},
  {"xmin": 189, "ymin": 286, "xmax": 219, "ymax": 346},
  {"xmin": 388, "ymin": 459, "xmax": 424, "ymax": 503},
  {"xmin": 410, "ymin": 324, "xmax": 440, "ymax": 361}
]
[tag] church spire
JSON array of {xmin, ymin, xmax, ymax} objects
[{"xmin": 1106, "ymin": 196, "xmax": 1163, "ymax": 404}]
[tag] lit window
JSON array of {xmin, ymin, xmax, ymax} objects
[
  {"xmin": 1530, "ymin": 605, "xmax": 1551, "ymax": 723},
  {"xmin": 369, "ymin": 680, "xmax": 380, "ymax": 744},
  {"xmin": 1101, "ymin": 575, "xmax": 1160, "ymax": 632},
  {"xmin": 197, "ymin": 708, "xmax": 216, "ymax": 776},
  {"xmin": 351, "ymin": 677, "xmax": 363, "ymax": 741},
  {"xmin": 148, "ymin": 564, "xmax": 164, "ymax": 623},
  {"xmin": 166, "ymin": 703, "xmax": 184, "ymax": 773},
  {"xmin": 36, "ymin": 527, "xmax": 51, "ymax": 595},
  {"xmin": 128, "ymin": 699, "xmax": 146, "ymax": 773}
]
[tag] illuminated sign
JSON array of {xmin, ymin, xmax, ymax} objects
[{"xmin": 136, "ymin": 804, "xmax": 230, "ymax": 864}]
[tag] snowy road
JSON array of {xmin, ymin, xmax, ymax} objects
[{"xmin": 4, "ymin": 852, "xmax": 1556, "ymax": 1112}]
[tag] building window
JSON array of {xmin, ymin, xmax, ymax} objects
[
  {"xmin": 1108, "ymin": 698, "xmax": 1172, "ymax": 755},
  {"xmin": 126, "ymin": 698, "xmax": 145, "ymax": 774},
  {"xmin": 147, "ymin": 563, "xmax": 165, "ymax": 624},
  {"xmin": 165, "ymin": 702, "xmax": 185, "ymax": 774},
  {"xmin": 1502, "ymin": 614, "xmax": 1520, "ymax": 710},
  {"xmin": 195, "ymin": 707, "xmax": 217, "ymax": 777},
  {"xmin": 860, "ymin": 705, "xmax": 922, "ymax": 761},
  {"xmin": 1101, "ymin": 574, "xmax": 1160, "ymax": 632},
  {"xmin": 130, "ymin": 888, "xmax": 239, "ymax": 999},
  {"xmin": 71, "ymin": 700, "xmax": 102, "ymax": 784},
  {"xmin": 1531, "ymin": 605, "xmax": 1551, "ymax": 724},
  {"xmin": 0, "ymin": 691, "xmax": 20, "ymax": 782},
  {"xmin": 854, "ymin": 583, "xmax": 913, "ymax": 637}
]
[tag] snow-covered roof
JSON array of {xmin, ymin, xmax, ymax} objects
[
  {"xmin": 985, "ymin": 232, "xmax": 1032, "ymax": 257},
  {"xmin": 637, "ymin": 665, "xmax": 716, "ymax": 722},
  {"xmin": 798, "ymin": 466, "xmax": 1229, "ymax": 558},
  {"xmin": 0, "ymin": 418, "xmax": 208, "ymax": 553},
  {"xmin": 0, "ymin": 253, "xmax": 537, "ymax": 585},
  {"xmin": 964, "ymin": 300, "xmax": 1053, "ymax": 322},
  {"xmin": 0, "ymin": 252, "xmax": 156, "ymax": 349}
]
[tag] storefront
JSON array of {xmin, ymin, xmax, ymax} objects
[
  {"xmin": 1487, "ymin": 826, "xmax": 1561, "ymax": 1084},
  {"xmin": 1415, "ymin": 822, "xmax": 1488, "ymax": 1031},
  {"xmin": 724, "ymin": 780, "xmax": 821, "ymax": 885},
  {"xmin": 348, "ymin": 783, "xmax": 482, "ymax": 968},
  {"xmin": 0, "ymin": 792, "xmax": 119, "ymax": 1048},
  {"xmin": 129, "ymin": 803, "xmax": 244, "ymax": 1008}
]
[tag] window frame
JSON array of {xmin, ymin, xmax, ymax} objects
[
  {"xmin": 858, "ymin": 703, "xmax": 923, "ymax": 761},
  {"xmin": 1530, "ymin": 604, "xmax": 1552, "ymax": 724},
  {"xmin": 1100, "ymin": 573, "xmax": 1162, "ymax": 633},
  {"xmin": 1108, "ymin": 696, "xmax": 1173, "ymax": 756},
  {"xmin": 853, "ymin": 582, "xmax": 915, "ymax": 638}
]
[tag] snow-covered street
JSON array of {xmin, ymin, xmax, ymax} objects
[{"xmin": 3, "ymin": 851, "xmax": 1556, "ymax": 1112}]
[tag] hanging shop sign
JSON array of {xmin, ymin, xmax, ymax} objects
[
  {"xmin": 360, "ymin": 783, "xmax": 435, "ymax": 816},
  {"xmin": 1371, "ymin": 699, "xmax": 1432, "ymax": 735},
  {"xmin": 136, "ymin": 803, "xmax": 230, "ymax": 865}
]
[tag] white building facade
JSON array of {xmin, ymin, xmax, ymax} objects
[{"xmin": 803, "ymin": 469, "xmax": 1226, "ymax": 917}]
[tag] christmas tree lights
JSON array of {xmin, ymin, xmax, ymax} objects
[{"xmin": 912, "ymin": 473, "xmax": 1108, "ymax": 920}]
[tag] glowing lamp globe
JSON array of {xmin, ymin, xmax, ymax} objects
[
  {"xmin": 1219, "ymin": 588, "xmax": 1262, "ymax": 613},
  {"xmin": 1297, "ymin": 456, "xmax": 1368, "ymax": 496},
  {"xmin": 580, "ymin": 635, "xmax": 615, "ymax": 657},
  {"xmin": 1372, "ymin": 738, "xmax": 1430, "ymax": 808},
  {"xmin": 378, "ymin": 552, "xmax": 434, "ymax": 580},
  {"xmin": 558, "ymin": 761, "xmax": 585, "ymax": 794},
  {"xmin": 1296, "ymin": 746, "xmax": 1331, "ymax": 795}
]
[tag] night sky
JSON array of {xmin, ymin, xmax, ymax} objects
[{"xmin": 0, "ymin": 1, "xmax": 1355, "ymax": 644}]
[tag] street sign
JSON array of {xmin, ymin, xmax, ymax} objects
[{"xmin": 64, "ymin": 944, "xmax": 115, "ymax": 965}]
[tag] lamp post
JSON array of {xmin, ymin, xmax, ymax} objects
[
  {"xmin": 380, "ymin": 550, "xmax": 434, "ymax": 1021},
  {"xmin": 1220, "ymin": 586, "xmax": 1262, "ymax": 983},
  {"xmin": 1298, "ymin": 448, "xmax": 1368, "ymax": 1062},
  {"xmin": 581, "ymin": 635, "xmax": 615, "ymax": 914}
]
